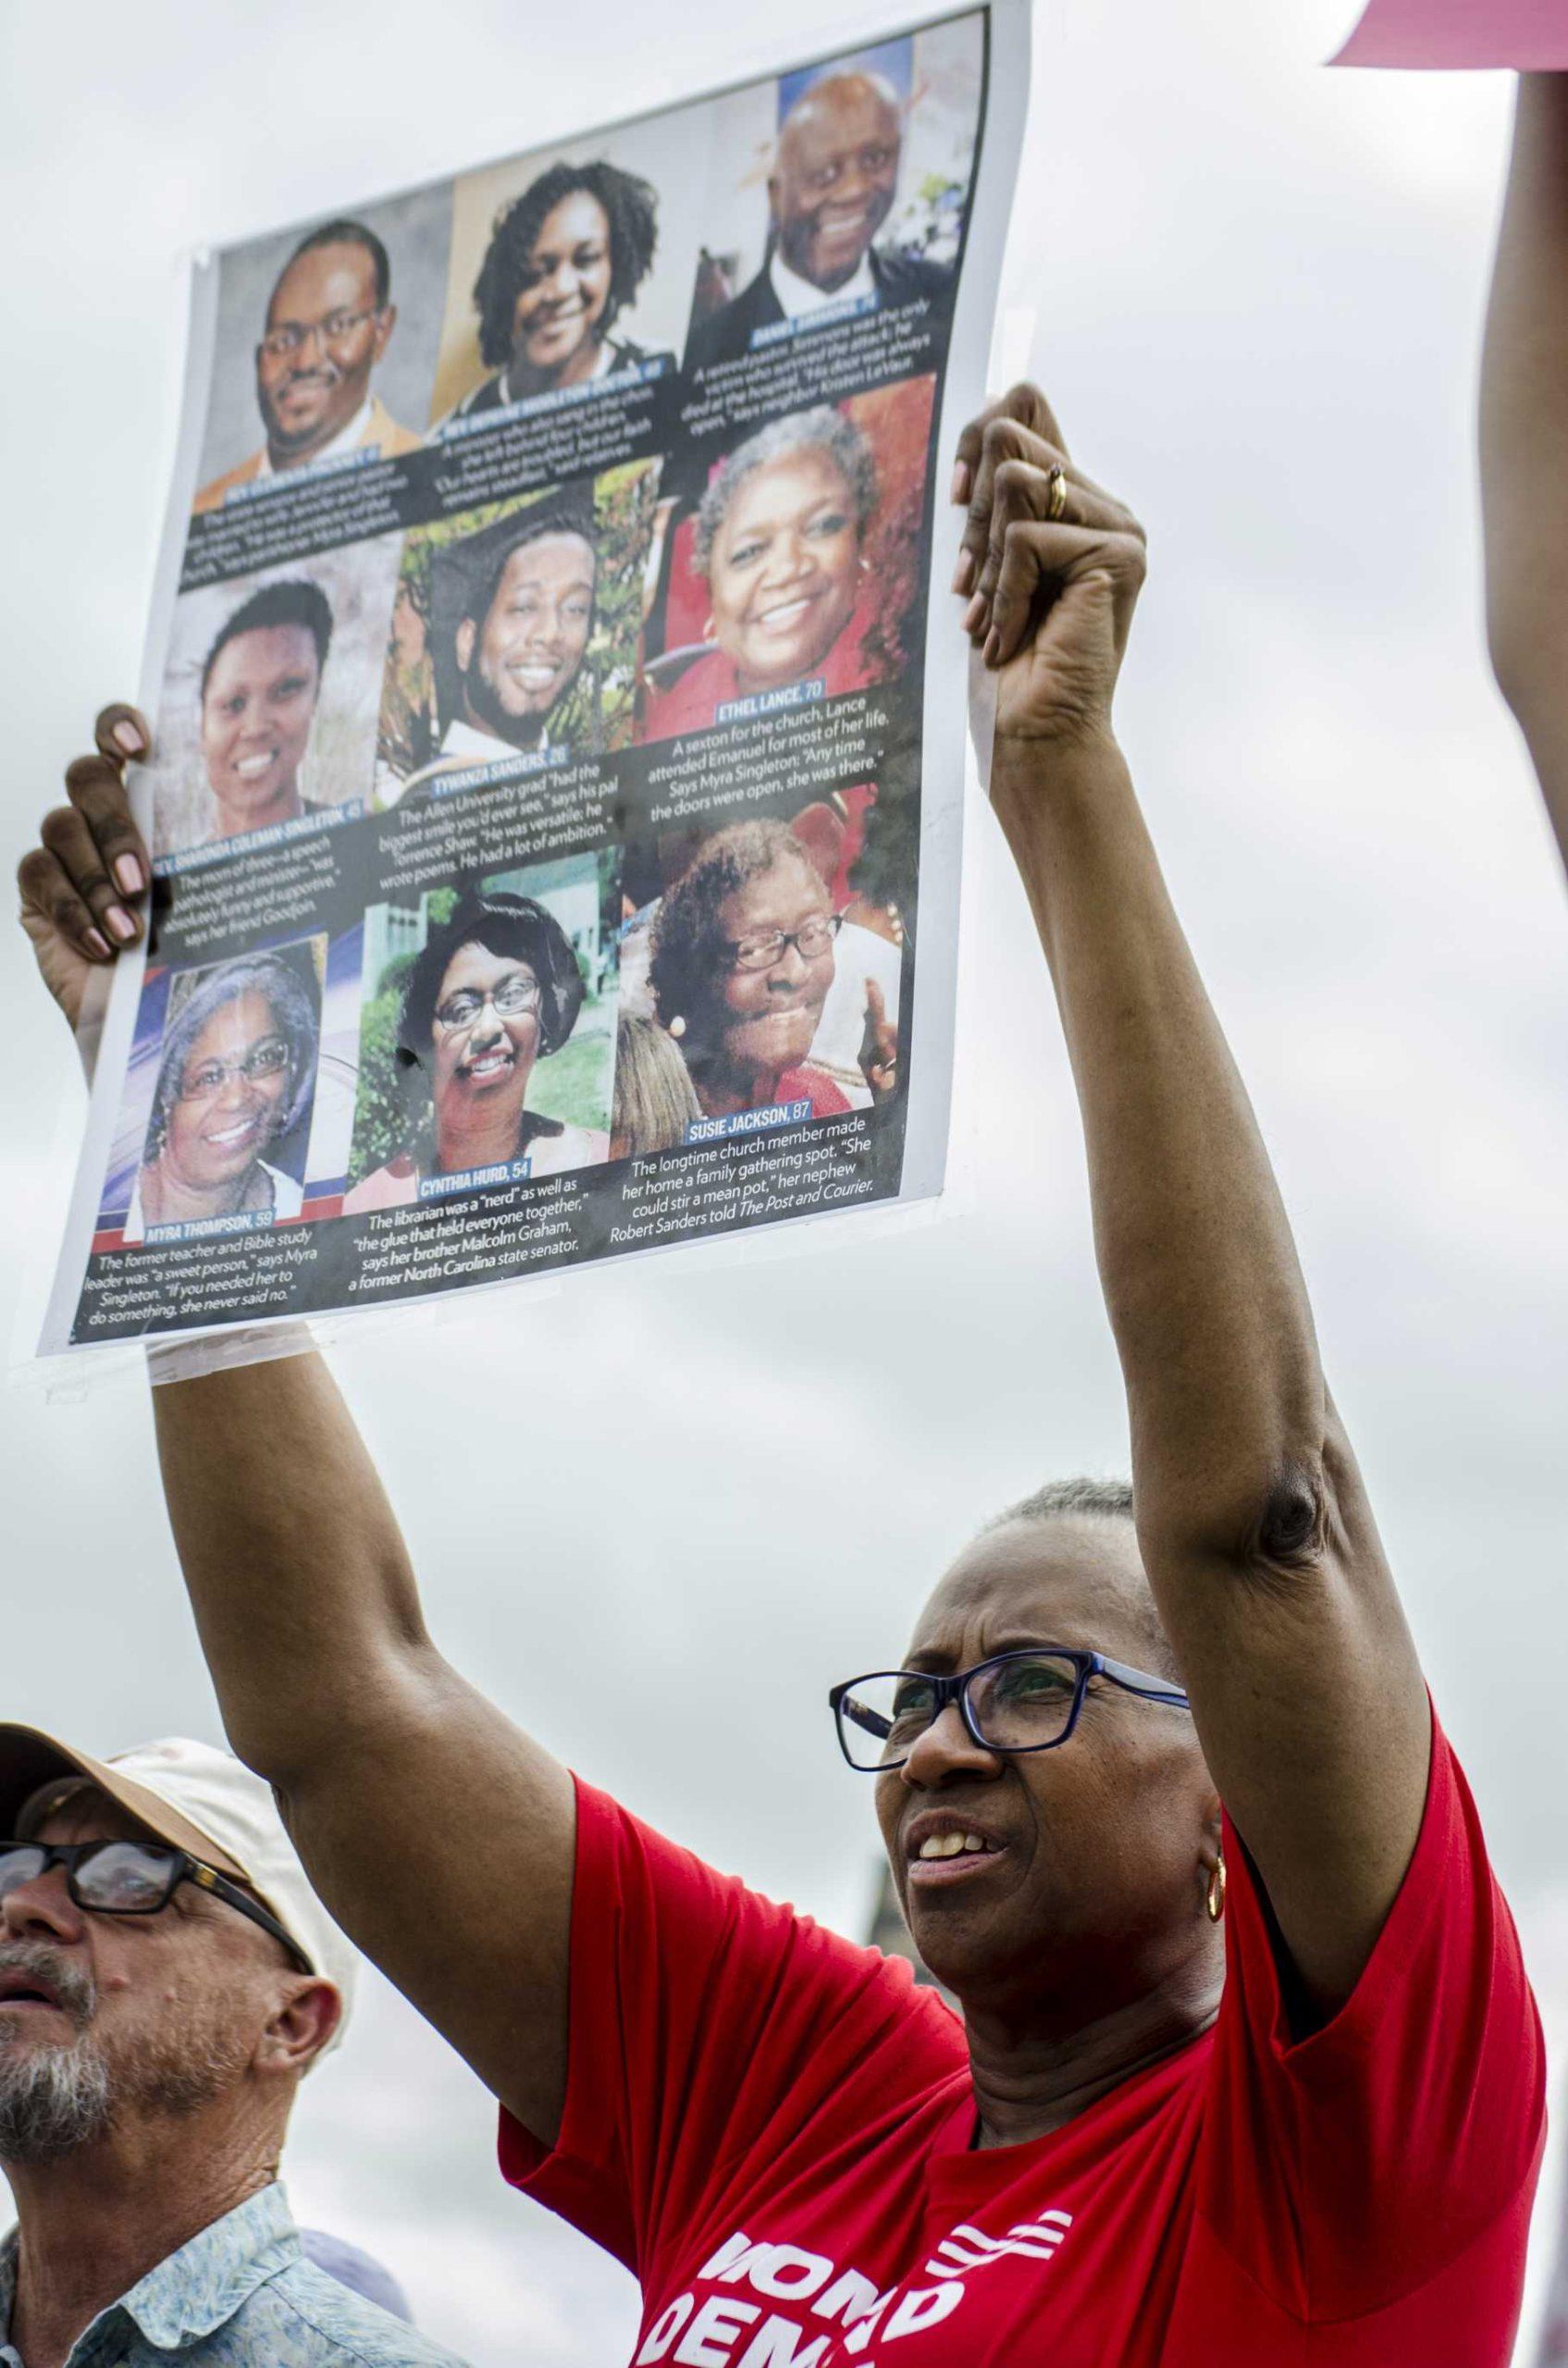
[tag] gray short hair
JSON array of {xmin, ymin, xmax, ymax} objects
[
  {"xmin": 990, "ymin": 1475, "xmax": 1135, "ymax": 1530},
  {"xmin": 145, "ymin": 951, "xmax": 320, "ymax": 1166},
  {"xmin": 694, "ymin": 406, "xmax": 877, "ymax": 578}
]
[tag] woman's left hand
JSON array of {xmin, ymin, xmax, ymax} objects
[
  {"xmin": 950, "ymin": 384, "xmax": 1147, "ymax": 751},
  {"xmin": 858, "ymin": 978, "xmax": 898, "ymax": 1102}
]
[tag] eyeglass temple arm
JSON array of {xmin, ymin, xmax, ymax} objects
[
  {"xmin": 191, "ymin": 1861, "xmax": 316, "ymax": 1976},
  {"xmin": 1098, "ymin": 1655, "xmax": 1190, "ymax": 1707}
]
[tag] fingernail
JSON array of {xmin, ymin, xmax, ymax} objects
[
  {"xmin": 951, "ymin": 461, "xmax": 971, "ymax": 505},
  {"xmin": 85, "ymin": 928, "xmax": 111, "ymax": 959},
  {"xmin": 113, "ymin": 720, "xmax": 144, "ymax": 757},
  {"xmin": 962, "ymin": 592, "xmax": 987, "ymax": 634},
  {"xmin": 105, "ymin": 903, "xmax": 137, "ymax": 943},
  {"xmin": 951, "ymin": 548, "xmax": 976, "ymax": 597},
  {"xmin": 114, "ymin": 854, "xmax": 143, "ymax": 896},
  {"xmin": 983, "ymin": 628, "xmax": 1002, "ymax": 668}
]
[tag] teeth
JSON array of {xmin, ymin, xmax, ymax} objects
[
  {"xmin": 918, "ymin": 1832, "xmax": 991, "ymax": 1861},
  {"xmin": 759, "ymin": 599, "xmax": 810, "ymax": 630},
  {"xmin": 234, "ymin": 753, "xmax": 276, "ymax": 778}
]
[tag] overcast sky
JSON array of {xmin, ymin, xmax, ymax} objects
[{"xmin": 3, "ymin": 1, "xmax": 1567, "ymax": 2361}]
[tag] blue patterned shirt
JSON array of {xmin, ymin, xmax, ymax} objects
[{"xmin": 0, "ymin": 2183, "xmax": 468, "ymax": 2366}]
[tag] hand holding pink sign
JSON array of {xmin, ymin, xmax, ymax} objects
[{"xmin": 1333, "ymin": 0, "xmax": 1568, "ymax": 68}]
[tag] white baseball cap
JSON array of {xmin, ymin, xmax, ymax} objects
[{"xmin": 0, "ymin": 1727, "xmax": 357, "ymax": 2060}]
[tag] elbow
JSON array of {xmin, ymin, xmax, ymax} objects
[
  {"xmin": 1139, "ymin": 1452, "xmax": 1335, "ymax": 1593},
  {"xmin": 216, "ymin": 1632, "xmax": 445, "ymax": 1798}
]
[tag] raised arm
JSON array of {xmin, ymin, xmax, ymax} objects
[
  {"xmin": 16, "ymin": 710, "xmax": 574, "ymax": 2143},
  {"xmin": 953, "ymin": 391, "xmax": 1430, "ymax": 2016},
  {"xmin": 1481, "ymin": 73, "xmax": 1568, "ymax": 878}
]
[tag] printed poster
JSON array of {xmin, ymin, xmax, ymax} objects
[{"xmin": 41, "ymin": 4, "xmax": 1029, "ymax": 1358}]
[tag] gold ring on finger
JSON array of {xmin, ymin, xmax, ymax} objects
[{"xmin": 1046, "ymin": 465, "xmax": 1068, "ymax": 523}]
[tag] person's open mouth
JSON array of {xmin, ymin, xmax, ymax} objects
[
  {"xmin": 232, "ymin": 749, "xmax": 279, "ymax": 782},
  {"xmin": 507, "ymin": 664, "xmax": 563, "ymax": 693},
  {"xmin": 204, "ymin": 1113, "xmax": 265, "ymax": 1151},
  {"xmin": 906, "ymin": 1818, "xmax": 1007, "ymax": 1887},
  {"xmin": 0, "ymin": 1970, "xmax": 68, "ymax": 2015},
  {"xmin": 754, "ymin": 593, "xmax": 819, "ymax": 638},
  {"xmin": 462, "ymin": 1047, "xmax": 515, "ymax": 1082}
]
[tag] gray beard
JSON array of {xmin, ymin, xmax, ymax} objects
[
  {"xmin": 0, "ymin": 2032, "xmax": 113, "ymax": 2163},
  {"xmin": 0, "ymin": 1943, "xmax": 244, "ymax": 2166}
]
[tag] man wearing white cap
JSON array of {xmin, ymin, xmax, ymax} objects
[{"xmin": 0, "ymin": 1729, "xmax": 467, "ymax": 2368}]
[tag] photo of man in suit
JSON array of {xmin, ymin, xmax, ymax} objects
[{"xmin": 685, "ymin": 71, "xmax": 954, "ymax": 373}]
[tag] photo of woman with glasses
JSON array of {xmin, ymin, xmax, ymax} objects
[
  {"xmin": 344, "ymin": 890, "xmax": 608, "ymax": 1212},
  {"xmin": 647, "ymin": 817, "xmax": 897, "ymax": 1121},
  {"xmin": 123, "ymin": 948, "xmax": 321, "ymax": 1241}
]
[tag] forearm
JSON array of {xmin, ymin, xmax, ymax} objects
[
  {"xmin": 1481, "ymin": 74, "xmax": 1568, "ymax": 869},
  {"xmin": 991, "ymin": 732, "xmax": 1327, "ymax": 1561},
  {"xmin": 151, "ymin": 1342, "xmax": 437, "ymax": 1782}
]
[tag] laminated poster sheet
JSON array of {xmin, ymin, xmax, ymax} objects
[
  {"xmin": 38, "ymin": 4, "xmax": 1029, "ymax": 1365},
  {"xmin": 1333, "ymin": 0, "xmax": 1568, "ymax": 68}
]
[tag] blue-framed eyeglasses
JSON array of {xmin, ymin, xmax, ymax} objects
[{"xmin": 829, "ymin": 1647, "xmax": 1191, "ymax": 1772}]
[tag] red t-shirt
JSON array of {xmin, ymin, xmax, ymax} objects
[{"xmin": 502, "ymin": 1713, "xmax": 1543, "ymax": 2366}]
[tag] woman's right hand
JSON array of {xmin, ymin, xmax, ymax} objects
[{"xmin": 17, "ymin": 704, "xmax": 152, "ymax": 1030}]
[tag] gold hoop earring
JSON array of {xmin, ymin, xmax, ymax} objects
[{"xmin": 1204, "ymin": 1854, "xmax": 1227, "ymax": 1924}]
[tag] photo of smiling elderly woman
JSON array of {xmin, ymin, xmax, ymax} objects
[
  {"xmin": 640, "ymin": 376, "xmax": 934, "ymax": 741},
  {"xmin": 120, "ymin": 946, "xmax": 323, "ymax": 1243}
]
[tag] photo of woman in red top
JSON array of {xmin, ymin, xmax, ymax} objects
[
  {"xmin": 641, "ymin": 381, "xmax": 933, "ymax": 741},
  {"xmin": 19, "ymin": 383, "xmax": 1544, "ymax": 2367},
  {"xmin": 646, "ymin": 817, "xmax": 896, "ymax": 1123}
]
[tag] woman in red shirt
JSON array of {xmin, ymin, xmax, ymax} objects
[
  {"xmin": 19, "ymin": 385, "xmax": 1543, "ymax": 2368},
  {"xmin": 642, "ymin": 407, "xmax": 884, "ymax": 740},
  {"xmin": 645, "ymin": 818, "xmax": 892, "ymax": 1122}
]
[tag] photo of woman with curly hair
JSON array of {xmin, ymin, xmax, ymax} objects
[{"xmin": 442, "ymin": 160, "xmax": 667, "ymax": 420}]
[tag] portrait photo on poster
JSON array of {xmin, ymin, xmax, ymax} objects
[
  {"xmin": 377, "ymin": 463, "xmax": 659, "ymax": 799},
  {"xmin": 192, "ymin": 184, "xmax": 453, "ymax": 514},
  {"xmin": 144, "ymin": 534, "xmax": 402, "ymax": 859},
  {"xmin": 429, "ymin": 101, "xmax": 711, "ymax": 430},
  {"xmin": 684, "ymin": 14, "xmax": 981, "ymax": 372},
  {"xmin": 94, "ymin": 931, "xmax": 360, "ymax": 1248},
  {"xmin": 640, "ymin": 375, "xmax": 936, "ymax": 739},
  {"xmin": 617, "ymin": 753, "xmax": 911, "ymax": 1148},
  {"xmin": 344, "ymin": 849, "xmax": 618, "ymax": 1212}
]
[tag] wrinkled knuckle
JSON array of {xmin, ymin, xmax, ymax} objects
[
  {"xmin": 64, "ymin": 754, "xmax": 112, "ymax": 800},
  {"xmin": 51, "ymin": 893, "xmax": 81, "ymax": 933}
]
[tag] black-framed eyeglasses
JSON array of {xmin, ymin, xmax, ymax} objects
[
  {"xmin": 723, "ymin": 915, "xmax": 842, "ymax": 972},
  {"xmin": 828, "ymin": 1647, "xmax": 1191, "ymax": 1772},
  {"xmin": 0, "ymin": 1841, "xmax": 314, "ymax": 1975}
]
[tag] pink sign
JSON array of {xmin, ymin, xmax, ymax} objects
[{"xmin": 1332, "ymin": 0, "xmax": 1568, "ymax": 68}]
